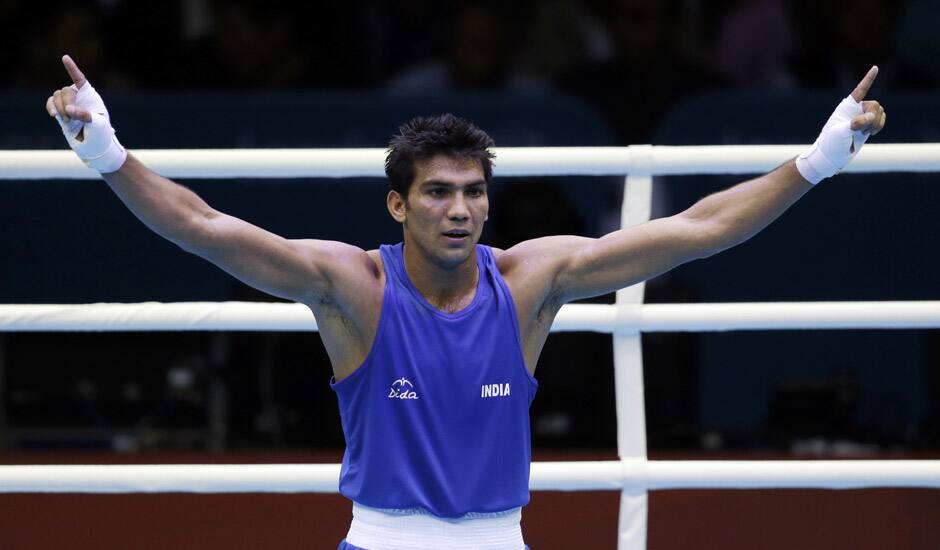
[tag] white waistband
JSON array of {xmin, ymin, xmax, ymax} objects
[{"xmin": 345, "ymin": 503, "xmax": 525, "ymax": 550}]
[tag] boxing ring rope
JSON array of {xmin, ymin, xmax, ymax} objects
[
  {"xmin": 2, "ymin": 143, "xmax": 940, "ymax": 179},
  {"xmin": 3, "ymin": 460, "xmax": 940, "ymax": 493},
  {"xmin": 1, "ymin": 301, "xmax": 939, "ymax": 332},
  {"xmin": 3, "ymin": 143, "xmax": 939, "ymax": 550}
]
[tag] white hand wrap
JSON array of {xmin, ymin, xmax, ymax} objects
[
  {"xmin": 796, "ymin": 95, "xmax": 870, "ymax": 185},
  {"xmin": 54, "ymin": 82, "xmax": 127, "ymax": 173}
]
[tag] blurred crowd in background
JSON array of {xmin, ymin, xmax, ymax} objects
[{"xmin": 8, "ymin": 0, "xmax": 940, "ymax": 145}]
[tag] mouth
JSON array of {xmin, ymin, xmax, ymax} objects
[{"xmin": 441, "ymin": 229, "xmax": 470, "ymax": 243}]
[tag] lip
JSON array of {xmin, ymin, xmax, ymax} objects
[{"xmin": 441, "ymin": 231, "xmax": 470, "ymax": 243}]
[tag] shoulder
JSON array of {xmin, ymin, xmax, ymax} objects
[
  {"xmin": 294, "ymin": 240, "xmax": 381, "ymax": 279},
  {"xmin": 493, "ymin": 235, "xmax": 593, "ymax": 277},
  {"xmin": 292, "ymin": 240, "xmax": 383, "ymax": 306},
  {"xmin": 492, "ymin": 235, "xmax": 594, "ymax": 313},
  {"xmin": 365, "ymin": 248, "xmax": 383, "ymax": 277}
]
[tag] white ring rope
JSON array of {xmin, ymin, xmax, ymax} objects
[
  {"xmin": 1, "ymin": 460, "xmax": 938, "ymax": 493},
  {"xmin": 1, "ymin": 301, "xmax": 938, "ymax": 332},
  {"xmin": 2, "ymin": 143, "xmax": 940, "ymax": 179}
]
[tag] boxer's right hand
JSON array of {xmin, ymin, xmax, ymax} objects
[{"xmin": 45, "ymin": 55, "xmax": 127, "ymax": 173}]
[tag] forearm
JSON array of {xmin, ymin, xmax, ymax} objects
[
  {"xmin": 682, "ymin": 159, "xmax": 813, "ymax": 253},
  {"xmin": 102, "ymin": 153, "xmax": 214, "ymax": 248}
]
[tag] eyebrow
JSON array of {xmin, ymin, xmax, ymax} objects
[{"xmin": 420, "ymin": 179, "xmax": 487, "ymax": 188}]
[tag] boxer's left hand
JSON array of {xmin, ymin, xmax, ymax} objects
[{"xmin": 796, "ymin": 66, "xmax": 886, "ymax": 184}]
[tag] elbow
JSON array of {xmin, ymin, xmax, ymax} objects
[
  {"xmin": 701, "ymin": 230, "xmax": 753, "ymax": 258},
  {"xmin": 170, "ymin": 211, "xmax": 218, "ymax": 255},
  {"xmin": 695, "ymin": 244, "xmax": 722, "ymax": 260},
  {"xmin": 175, "ymin": 237, "xmax": 205, "ymax": 256},
  {"xmin": 688, "ymin": 218, "xmax": 741, "ymax": 259}
]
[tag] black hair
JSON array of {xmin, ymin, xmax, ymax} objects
[{"xmin": 385, "ymin": 113, "xmax": 496, "ymax": 197}]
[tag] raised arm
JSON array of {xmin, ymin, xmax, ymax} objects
[
  {"xmin": 101, "ymin": 155, "xmax": 376, "ymax": 304},
  {"xmin": 550, "ymin": 158, "xmax": 811, "ymax": 302},
  {"xmin": 509, "ymin": 67, "xmax": 887, "ymax": 305},
  {"xmin": 45, "ymin": 55, "xmax": 377, "ymax": 305}
]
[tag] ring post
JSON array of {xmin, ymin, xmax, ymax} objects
[{"xmin": 614, "ymin": 145, "xmax": 654, "ymax": 550}]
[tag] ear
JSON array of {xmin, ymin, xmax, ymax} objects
[{"xmin": 387, "ymin": 190, "xmax": 408, "ymax": 223}]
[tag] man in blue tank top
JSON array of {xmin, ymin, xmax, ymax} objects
[{"xmin": 47, "ymin": 55, "xmax": 885, "ymax": 549}]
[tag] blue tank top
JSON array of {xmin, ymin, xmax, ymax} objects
[{"xmin": 330, "ymin": 243, "xmax": 538, "ymax": 518}]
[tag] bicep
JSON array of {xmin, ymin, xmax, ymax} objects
[
  {"xmin": 556, "ymin": 214, "xmax": 714, "ymax": 302},
  {"xmin": 186, "ymin": 211, "xmax": 370, "ymax": 303}
]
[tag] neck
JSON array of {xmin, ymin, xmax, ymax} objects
[{"xmin": 402, "ymin": 239, "xmax": 479, "ymax": 313}]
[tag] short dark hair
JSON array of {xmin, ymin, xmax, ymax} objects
[{"xmin": 385, "ymin": 114, "xmax": 496, "ymax": 197}]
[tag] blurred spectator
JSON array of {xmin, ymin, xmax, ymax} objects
[
  {"xmin": 517, "ymin": 0, "xmax": 613, "ymax": 83},
  {"xmin": 102, "ymin": 1, "xmax": 185, "ymax": 89},
  {"xmin": 0, "ymin": 0, "xmax": 21, "ymax": 87},
  {"xmin": 561, "ymin": 0, "xmax": 728, "ymax": 145},
  {"xmin": 360, "ymin": 0, "xmax": 451, "ymax": 84},
  {"xmin": 786, "ymin": 0, "xmax": 933, "ymax": 92},
  {"xmin": 12, "ymin": 0, "xmax": 937, "ymax": 93},
  {"xmin": 713, "ymin": 0, "xmax": 797, "ymax": 89},
  {"xmin": 385, "ymin": 1, "xmax": 550, "ymax": 94},
  {"xmin": 895, "ymin": 0, "xmax": 940, "ymax": 88},
  {"xmin": 16, "ymin": 1, "xmax": 110, "ymax": 89},
  {"xmin": 182, "ymin": 0, "xmax": 310, "ymax": 88},
  {"xmin": 169, "ymin": 1, "xmax": 372, "ymax": 89}
]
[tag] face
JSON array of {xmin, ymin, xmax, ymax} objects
[{"xmin": 387, "ymin": 154, "xmax": 489, "ymax": 269}]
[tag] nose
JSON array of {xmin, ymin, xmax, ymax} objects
[{"xmin": 447, "ymin": 194, "xmax": 470, "ymax": 221}]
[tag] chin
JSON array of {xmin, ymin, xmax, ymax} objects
[
  {"xmin": 437, "ymin": 247, "xmax": 471, "ymax": 266},
  {"xmin": 435, "ymin": 241, "xmax": 475, "ymax": 266}
]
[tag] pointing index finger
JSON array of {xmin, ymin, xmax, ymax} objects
[
  {"xmin": 851, "ymin": 65, "xmax": 878, "ymax": 102},
  {"xmin": 62, "ymin": 54, "xmax": 86, "ymax": 88}
]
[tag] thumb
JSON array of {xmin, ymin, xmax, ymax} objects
[
  {"xmin": 850, "ymin": 112, "xmax": 876, "ymax": 132},
  {"xmin": 65, "ymin": 104, "xmax": 93, "ymax": 123}
]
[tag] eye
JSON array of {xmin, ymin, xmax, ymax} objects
[
  {"xmin": 467, "ymin": 187, "xmax": 485, "ymax": 197},
  {"xmin": 429, "ymin": 188, "xmax": 448, "ymax": 197}
]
